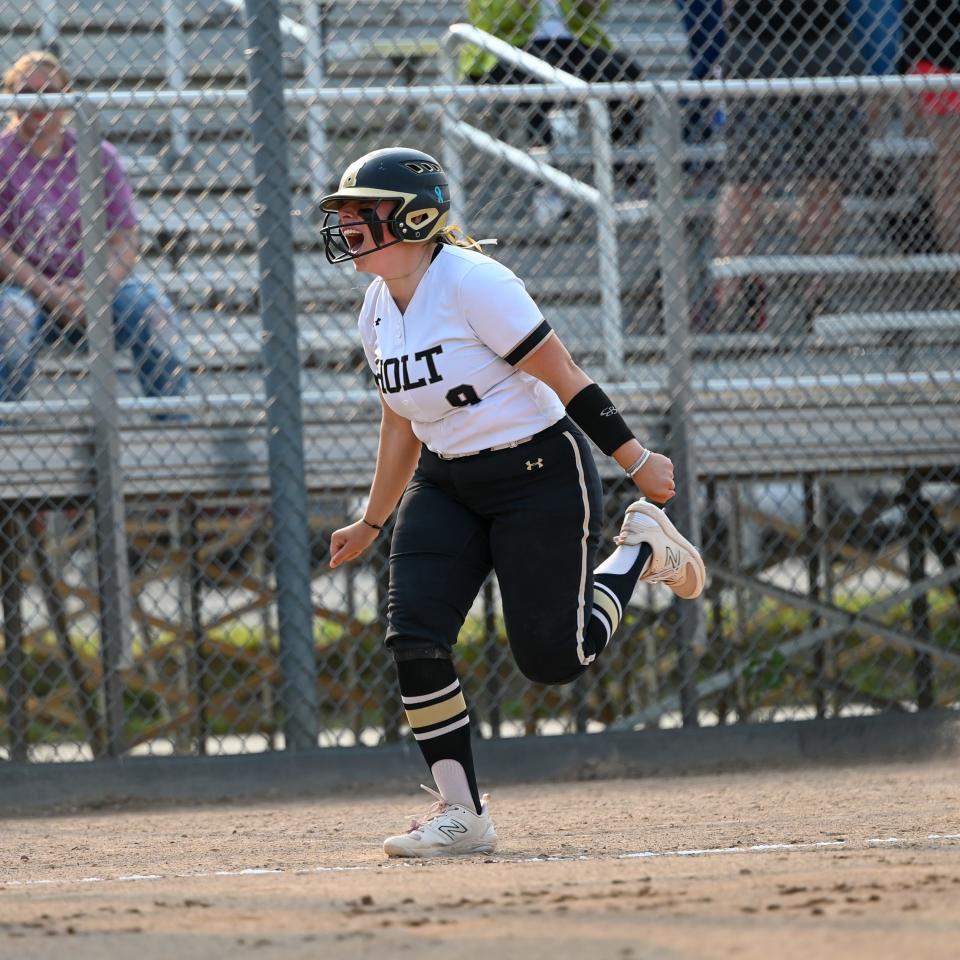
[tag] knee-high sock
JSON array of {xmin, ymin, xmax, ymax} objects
[
  {"xmin": 395, "ymin": 658, "xmax": 482, "ymax": 815},
  {"xmin": 585, "ymin": 542, "xmax": 653, "ymax": 658}
]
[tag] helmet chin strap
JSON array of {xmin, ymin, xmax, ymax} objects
[{"xmin": 360, "ymin": 206, "xmax": 388, "ymax": 246}]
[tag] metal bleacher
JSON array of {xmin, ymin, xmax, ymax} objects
[
  {"xmin": 9, "ymin": 0, "xmax": 691, "ymax": 405},
  {"xmin": 1, "ymin": 6, "xmax": 957, "ymax": 767},
  {"xmin": 1, "ymin": 2, "xmax": 957, "ymax": 769},
  {"xmin": 4, "ymin": 0, "xmax": 960, "ymax": 496}
]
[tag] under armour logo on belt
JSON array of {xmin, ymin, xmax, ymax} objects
[{"xmin": 526, "ymin": 458, "xmax": 544, "ymax": 471}]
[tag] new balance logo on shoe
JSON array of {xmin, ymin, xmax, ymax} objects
[
  {"xmin": 436, "ymin": 818, "xmax": 469, "ymax": 841},
  {"xmin": 665, "ymin": 545, "xmax": 682, "ymax": 570},
  {"xmin": 382, "ymin": 788, "xmax": 498, "ymax": 857},
  {"xmin": 526, "ymin": 458, "xmax": 544, "ymax": 471}
]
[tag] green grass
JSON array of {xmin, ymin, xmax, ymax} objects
[{"xmin": 3, "ymin": 591, "xmax": 958, "ymax": 750}]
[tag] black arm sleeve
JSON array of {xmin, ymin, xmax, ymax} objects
[{"xmin": 564, "ymin": 383, "xmax": 635, "ymax": 456}]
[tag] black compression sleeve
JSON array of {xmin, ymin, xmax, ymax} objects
[{"xmin": 564, "ymin": 383, "xmax": 634, "ymax": 456}]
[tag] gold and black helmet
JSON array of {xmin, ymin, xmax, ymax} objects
[{"xmin": 318, "ymin": 147, "xmax": 451, "ymax": 263}]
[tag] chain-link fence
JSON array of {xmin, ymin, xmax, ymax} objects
[{"xmin": 0, "ymin": 0, "xmax": 958, "ymax": 763}]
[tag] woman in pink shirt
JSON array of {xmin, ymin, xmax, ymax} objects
[{"xmin": 0, "ymin": 51, "xmax": 186, "ymax": 407}]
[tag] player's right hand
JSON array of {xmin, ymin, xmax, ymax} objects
[
  {"xmin": 329, "ymin": 520, "xmax": 380, "ymax": 569},
  {"xmin": 631, "ymin": 451, "xmax": 676, "ymax": 504}
]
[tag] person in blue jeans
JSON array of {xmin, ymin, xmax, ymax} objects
[
  {"xmin": 675, "ymin": 0, "xmax": 726, "ymax": 141},
  {"xmin": 0, "ymin": 51, "xmax": 186, "ymax": 407},
  {"xmin": 0, "ymin": 277, "xmax": 186, "ymax": 405}
]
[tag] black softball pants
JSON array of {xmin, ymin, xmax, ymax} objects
[{"xmin": 386, "ymin": 417, "xmax": 604, "ymax": 685}]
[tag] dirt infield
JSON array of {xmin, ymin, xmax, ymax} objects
[{"xmin": 1, "ymin": 758, "xmax": 958, "ymax": 959}]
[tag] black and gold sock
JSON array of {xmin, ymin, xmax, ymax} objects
[
  {"xmin": 396, "ymin": 658, "xmax": 481, "ymax": 814},
  {"xmin": 587, "ymin": 542, "xmax": 653, "ymax": 656}
]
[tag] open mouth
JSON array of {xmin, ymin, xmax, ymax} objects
[{"xmin": 342, "ymin": 227, "xmax": 366, "ymax": 254}]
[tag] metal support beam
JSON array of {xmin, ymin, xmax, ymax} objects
[
  {"xmin": 183, "ymin": 499, "xmax": 210, "ymax": 752},
  {"xmin": 301, "ymin": 0, "xmax": 332, "ymax": 204},
  {"xmin": 76, "ymin": 104, "xmax": 133, "ymax": 758},
  {"xmin": 162, "ymin": 0, "xmax": 191, "ymax": 160},
  {"xmin": 587, "ymin": 96, "xmax": 623, "ymax": 377},
  {"xmin": 651, "ymin": 92, "xmax": 704, "ymax": 727},
  {"xmin": 905, "ymin": 472, "xmax": 935, "ymax": 709},
  {"xmin": 804, "ymin": 476, "xmax": 827, "ymax": 718},
  {"xmin": 1, "ymin": 506, "xmax": 29, "ymax": 762},
  {"xmin": 245, "ymin": 0, "xmax": 319, "ymax": 750},
  {"xmin": 439, "ymin": 36, "xmax": 467, "ymax": 226}
]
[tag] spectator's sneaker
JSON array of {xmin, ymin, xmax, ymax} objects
[
  {"xmin": 382, "ymin": 786, "xmax": 497, "ymax": 858},
  {"xmin": 615, "ymin": 499, "xmax": 706, "ymax": 600}
]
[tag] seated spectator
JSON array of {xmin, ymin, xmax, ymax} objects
[
  {"xmin": 711, "ymin": 0, "xmax": 897, "ymax": 332},
  {"xmin": 675, "ymin": 0, "xmax": 726, "ymax": 142},
  {"xmin": 0, "ymin": 51, "xmax": 187, "ymax": 409},
  {"xmin": 902, "ymin": 0, "xmax": 960, "ymax": 262},
  {"xmin": 461, "ymin": 0, "xmax": 645, "ymax": 147}
]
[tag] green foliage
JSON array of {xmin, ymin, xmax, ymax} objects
[
  {"xmin": 3, "ymin": 592, "xmax": 958, "ymax": 751},
  {"xmin": 742, "ymin": 648, "xmax": 789, "ymax": 694}
]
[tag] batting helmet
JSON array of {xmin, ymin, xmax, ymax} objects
[{"xmin": 318, "ymin": 147, "xmax": 451, "ymax": 263}]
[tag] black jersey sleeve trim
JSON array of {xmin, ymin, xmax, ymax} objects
[{"xmin": 502, "ymin": 319, "xmax": 553, "ymax": 366}]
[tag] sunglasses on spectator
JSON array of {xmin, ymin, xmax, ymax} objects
[{"xmin": 11, "ymin": 82, "xmax": 66, "ymax": 118}]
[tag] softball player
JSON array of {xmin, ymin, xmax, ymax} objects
[{"xmin": 324, "ymin": 147, "xmax": 705, "ymax": 858}]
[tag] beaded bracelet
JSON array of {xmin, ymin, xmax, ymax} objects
[{"xmin": 625, "ymin": 449, "xmax": 652, "ymax": 478}]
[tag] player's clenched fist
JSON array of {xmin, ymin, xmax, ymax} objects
[
  {"xmin": 329, "ymin": 521, "xmax": 379, "ymax": 569},
  {"xmin": 630, "ymin": 451, "xmax": 676, "ymax": 504}
]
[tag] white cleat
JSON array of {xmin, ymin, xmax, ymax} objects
[
  {"xmin": 615, "ymin": 499, "xmax": 706, "ymax": 600},
  {"xmin": 382, "ymin": 785, "xmax": 497, "ymax": 858}
]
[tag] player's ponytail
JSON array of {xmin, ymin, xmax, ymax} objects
[{"xmin": 437, "ymin": 224, "xmax": 498, "ymax": 252}]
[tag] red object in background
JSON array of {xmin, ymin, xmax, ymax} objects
[{"xmin": 913, "ymin": 60, "xmax": 960, "ymax": 117}]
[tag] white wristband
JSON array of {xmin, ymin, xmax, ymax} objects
[{"xmin": 626, "ymin": 448, "xmax": 652, "ymax": 478}]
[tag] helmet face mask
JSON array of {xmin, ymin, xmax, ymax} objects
[
  {"xmin": 320, "ymin": 203, "xmax": 401, "ymax": 263},
  {"xmin": 318, "ymin": 148, "xmax": 451, "ymax": 264}
]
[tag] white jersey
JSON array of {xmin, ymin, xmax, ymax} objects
[{"xmin": 358, "ymin": 244, "xmax": 564, "ymax": 456}]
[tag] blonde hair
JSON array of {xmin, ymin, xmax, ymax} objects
[
  {"xmin": 437, "ymin": 224, "xmax": 493, "ymax": 252},
  {"xmin": 3, "ymin": 50, "xmax": 71, "ymax": 93}
]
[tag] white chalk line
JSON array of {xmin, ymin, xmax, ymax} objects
[{"xmin": 3, "ymin": 833, "xmax": 958, "ymax": 892}]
